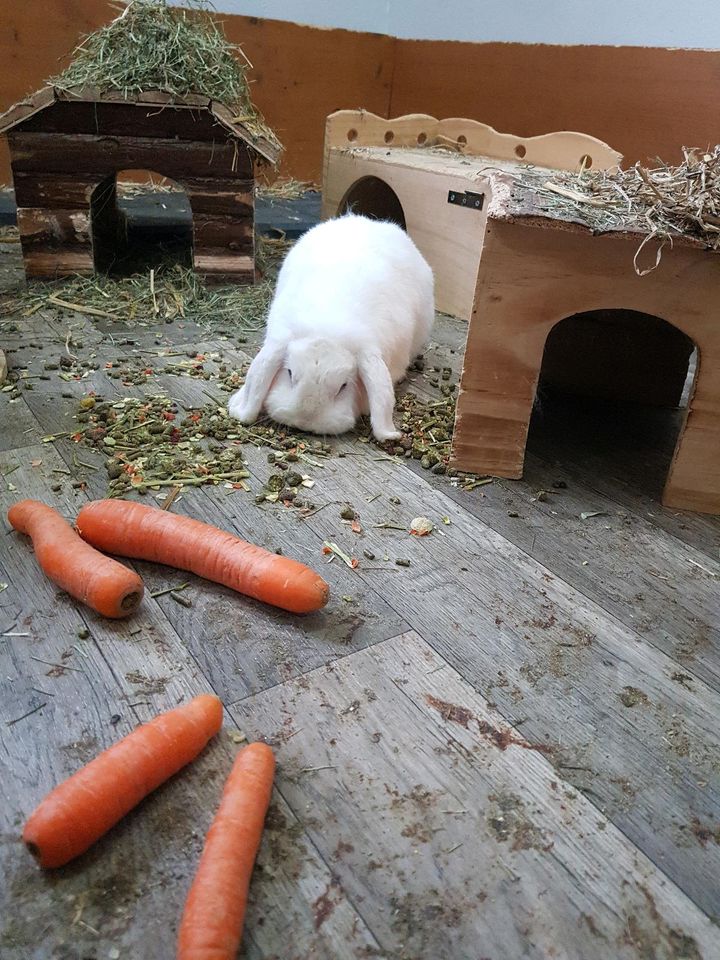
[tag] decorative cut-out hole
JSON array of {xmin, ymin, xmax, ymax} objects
[
  {"xmin": 457, "ymin": 135, "xmax": 467, "ymax": 147},
  {"xmin": 580, "ymin": 154, "xmax": 593, "ymax": 169},
  {"xmin": 515, "ymin": 144, "xmax": 527, "ymax": 159},
  {"xmin": 417, "ymin": 132, "xmax": 427, "ymax": 145},
  {"xmin": 384, "ymin": 130, "xmax": 395, "ymax": 144},
  {"xmin": 347, "ymin": 128, "xmax": 358, "ymax": 142}
]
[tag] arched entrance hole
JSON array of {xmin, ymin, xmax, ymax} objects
[
  {"xmin": 339, "ymin": 176, "xmax": 406, "ymax": 229},
  {"xmin": 90, "ymin": 171, "xmax": 193, "ymax": 276},
  {"xmin": 529, "ymin": 309, "xmax": 697, "ymax": 498}
]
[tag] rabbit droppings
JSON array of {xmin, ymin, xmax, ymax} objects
[{"xmin": 228, "ymin": 214, "xmax": 434, "ymax": 441}]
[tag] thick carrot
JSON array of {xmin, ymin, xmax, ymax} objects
[
  {"xmin": 23, "ymin": 694, "xmax": 223, "ymax": 868},
  {"xmin": 177, "ymin": 742, "xmax": 275, "ymax": 960},
  {"xmin": 76, "ymin": 499, "xmax": 329, "ymax": 614},
  {"xmin": 8, "ymin": 499, "xmax": 144, "ymax": 618}
]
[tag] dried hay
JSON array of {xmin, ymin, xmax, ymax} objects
[
  {"xmin": 0, "ymin": 264, "xmax": 273, "ymax": 329},
  {"xmin": 50, "ymin": 0, "xmax": 280, "ymax": 150},
  {"xmin": 116, "ymin": 175, "xmax": 319, "ymax": 201},
  {"xmin": 511, "ymin": 146, "xmax": 720, "ymax": 274},
  {"xmin": 256, "ymin": 177, "xmax": 320, "ymax": 201}
]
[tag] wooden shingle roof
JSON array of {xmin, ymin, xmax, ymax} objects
[{"xmin": 0, "ymin": 85, "xmax": 281, "ymax": 165}]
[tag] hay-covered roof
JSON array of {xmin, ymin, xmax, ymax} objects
[
  {"xmin": 504, "ymin": 147, "xmax": 720, "ymax": 261},
  {"xmin": 0, "ymin": 0, "xmax": 281, "ymax": 162}
]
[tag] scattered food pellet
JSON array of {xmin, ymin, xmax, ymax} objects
[
  {"xmin": 389, "ymin": 496, "xmax": 401, "ymax": 505},
  {"xmin": 507, "ymin": 511, "xmax": 520, "ymax": 518},
  {"xmin": 230, "ymin": 730, "xmax": 247, "ymax": 744},
  {"xmin": 363, "ymin": 550, "xmax": 376, "ymax": 560},
  {"xmin": 77, "ymin": 627, "xmax": 90, "ymax": 640},
  {"xmin": 171, "ymin": 592, "xmax": 193, "ymax": 608},
  {"xmin": 340, "ymin": 505, "xmax": 357, "ymax": 520},
  {"xmin": 552, "ymin": 480, "xmax": 568, "ymax": 489},
  {"xmin": 410, "ymin": 516, "xmax": 434, "ymax": 536},
  {"xmin": 396, "ymin": 558, "xmax": 411, "ymax": 567}
]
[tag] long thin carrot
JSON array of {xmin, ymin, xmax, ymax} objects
[
  {"xmin": 177, "ymin": 742, "xmax": 275, "ymax": 960},
  {"xmin": 76, "ymin": 499, "xmax": 330, "ymax": 614},
  {"xmin": 23, "ymin": 694, "xmax": 223, "ymax": 868},
  {"xmin": 8, "ymin": 499, "xmax": 144, "ymax": 618}
]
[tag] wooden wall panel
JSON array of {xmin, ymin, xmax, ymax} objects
[
  {"xmin": 1, "ymin": 5, "xmax": 718, "ymax": 184},
  {"xmin": 219, "ymin": 17, "xmax": 395, "ymax": 182},
  {"xmin": 390, "ymin": 41, "xmax": 720, "ymax": 167}
]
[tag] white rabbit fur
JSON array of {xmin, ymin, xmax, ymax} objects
[{"xmin": 227, "ymin": 214, "xmax": 434, "ymax": 440}]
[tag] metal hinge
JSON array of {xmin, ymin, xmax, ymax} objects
[{"xmin": 447, "ymin": 190, "xmax": 485, "ymax": 210}]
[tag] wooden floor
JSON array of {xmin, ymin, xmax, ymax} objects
[{"xmin": 1, "ymin": 241, "xmax": 720, "ymax": 960}]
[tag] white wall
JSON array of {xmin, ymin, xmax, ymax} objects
[{"xmin": 186, "ymin": 0, "xmax": 720, "ymax": 48}]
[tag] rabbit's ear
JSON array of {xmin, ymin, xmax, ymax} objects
[
  {"xmin": 229, "ymin": 339, "xmax": 285, "ymax": 423},
  {"xmin": 358, "ymin": 352, "xmax": 401, "ymax": 441}
]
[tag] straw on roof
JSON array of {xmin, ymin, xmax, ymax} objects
[
  {"xmin": 508, "ymin": 146, "xmax": 720, "ymax": 273},
  {"xmin": 50, "ymin": 0, "xmax": 280, "ymax": 151}
]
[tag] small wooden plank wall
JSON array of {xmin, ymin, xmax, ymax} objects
[{"xmin": 8, "ymin": 101, "xmax": 255, "ymax": 282}]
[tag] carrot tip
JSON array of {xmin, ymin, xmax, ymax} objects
[{"xmin": 121, "ymin": 590, "xmax": 142, "ymax": 612}]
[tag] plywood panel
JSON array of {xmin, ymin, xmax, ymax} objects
[{"xmin": 391, "ymin": 41, "xmax": 720, "ymax": 169}]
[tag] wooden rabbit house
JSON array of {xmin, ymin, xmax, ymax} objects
[
  {"xmin": 0, "ymin": 87, "xmax": 280, "ymax": 284},
  {"xmin": 322, "ymin": 110, "xmax": 720, "ymax": 515}
]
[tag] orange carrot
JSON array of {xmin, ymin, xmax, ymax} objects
[
  {"xmin": 76, "ymin": 499, "xmax": 329, "ymax": 614},
  {"xmin": 8, "ymin": 499, "xmax": 144, "ymax": 618},
  {"xmin": 177, "ymin": 742, "xmax": 275, "ymax": 960},
  {"xmin": 23, "ymin": 694, "xmax": 223, "ymax": 868}
]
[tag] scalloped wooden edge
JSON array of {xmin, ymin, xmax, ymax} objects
[{"xmin": 325, "ymin": 110, "xmax": 622, "ymax": 172}]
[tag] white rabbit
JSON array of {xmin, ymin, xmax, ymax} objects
[{"xmin": 228, "ymin": 214, "xmax": 434, "ymax": 441}]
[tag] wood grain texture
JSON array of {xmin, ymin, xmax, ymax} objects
[
  {"xmin": 12, "ymin": 100, "xmax": 234, "ymax": 142},
  {"xmin": 11, "ymin": 356, "xmax": 410, "ymax": 705},
  {"xmin": 286, "ymin": 439, "xmax": 720, "ymax": 917},
  {"xmin": 2, "ymin": 289, "xmax": 719, "ymax": 957},
  {"xmin": 452, "ymin": 219, "xmax": 720, "ymax": 514},
  {"xmin": 325, "ymin": 109, "xmax": 622, "ymax": 171},
  {"xmin": 232, "ymin": 632, "xmax": 718, "ymax": 959},
  {"xmin": 0, "ymin": 441, "xmax": 383, "ymax": 960},
  {"xmin": 8, "ymin": 132, "xmax": 251, "ymax": 180},
  {"xmin": 12, "ymin": 172, "xmax": 97, "ymax": 209},
  {"xmin": 16, "ymin": 207, "xmax": 91, "ymax": 249}
]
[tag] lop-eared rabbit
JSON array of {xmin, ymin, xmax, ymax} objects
[{"xmin": 228, "ymin": 214, "xmax": 434, "ymax": 440}]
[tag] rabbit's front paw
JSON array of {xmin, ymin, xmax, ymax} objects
[
  {"xmin": 373, "ymin": 426, "xmax": 402, "ymax": 442},
  {"xmin": 227, "ymin": 388, "xmax": 258, "ymax": 424}
]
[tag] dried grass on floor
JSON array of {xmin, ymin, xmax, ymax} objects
[
  {"xmin": 0, "ymin": 265, "xmax": 273, "ymax": 330},
  {"xmin": 256, "ymin": 177, "xmax": 320, "ymax": 201}
]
